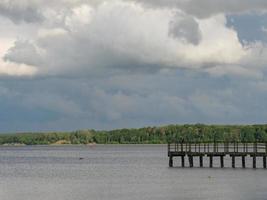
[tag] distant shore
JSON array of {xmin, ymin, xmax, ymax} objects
[
  {"xmin": 0, "ymin": 143, "xmax": 166, "ymax": 146},
  {"xmin": 0, "ymin": 124, "xmax": 266, "ymax": 145}
]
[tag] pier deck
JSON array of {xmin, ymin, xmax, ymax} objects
[{"xmin": 168, "ymin": 142, "xmax": 267, "ymax": 168}]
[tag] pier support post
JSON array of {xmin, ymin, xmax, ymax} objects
[
  {"xmin": 209, "ymin": 156, "xmax": 213, "ymax": 168},
  {"xmin": 181, "ymin": 156, "xmax": 185, "ymax": 167},
  {"xmin": 169, "ymin": 156, "xmax": 173, "ymax": 167},
  {"xmin": 253, "ymin": 155, "xmax": 256, "ymax": 169},
  {"xmin": 189, "ymin": 156, "xmax": 193, "ymax": 168},
  {"xmin": 242, "ymin": 156, "xmax": 246, "ymax": 168},
  {"xmin": 220, "ymin": 156, "xmax": 224, "ymax": 168},
  {"xmin": 263, "ymin": 156, "xmax": 266, "ymax": 169},
  {"xmin": 232, "ymin": 156, "xmax": 235, "ymax": 168},
  {"xmin": 199, "ymin": 156, "xmax": 203, "ymax": 168}
]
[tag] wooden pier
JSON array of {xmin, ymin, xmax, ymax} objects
[{"xmin": 168, "ymin": 142, "xmax": 267, "ymax": 168}]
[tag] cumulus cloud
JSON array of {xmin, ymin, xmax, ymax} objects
[
  {"xmin": 1, "ymin": 0, "xmax": 266, "ymax": 79},
  {"xmin": 3, "ymin": 1, "xmax": 254, "ymax": 78},
  {"xmin": 0, "ymin": 38, "xmax": 37, "ymax": 76}
]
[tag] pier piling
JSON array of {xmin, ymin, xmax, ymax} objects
[
  {"xmin": 242, "ymin": 156, "xmax": 246, "ymax": 168},
  {"xmin": 181, "ymin": 156, "xmax": 185, "ymax": 167},
  {"xmin": 220, "ymin": 156, "xmax": 224, "ymax": 168},
  {"xmin": 199, "ymin": 156, "xmax": 203, "ymax": 167},
  {"xmin": 209, "ymin": 156, "xmax": 213, "ymax": 168},
  {"xmin": 169, "ymin": 156, "xmax": 173, "ymax": 167},
  {"xmin": 253, "ymin": 155, "xmax": 256, "ymax": 169},
  {"xmin": 232, "ymin": 156, "xmax": 235, "ymax": 168},
  {"xmin": 189, "ymin": 156, "xmax": 193, "ymax": 167}
]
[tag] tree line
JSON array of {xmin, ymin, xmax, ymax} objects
[{"xmin": 1, "ymin": 124, "xmax": 267, "ymax": 145}]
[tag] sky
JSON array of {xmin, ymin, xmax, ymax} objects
[{"xmin": 0, "ymin": 0, "xmax": 267, "ymax": 132}]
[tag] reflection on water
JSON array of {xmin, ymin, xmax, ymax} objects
[{"xmin": 0, "ymin": 145, "xmax": 266, "ymax": 200}]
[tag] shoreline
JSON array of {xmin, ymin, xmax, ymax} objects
[{"xmin": 0, "ymin": 143, "xmax": 167, "ymax": 147}]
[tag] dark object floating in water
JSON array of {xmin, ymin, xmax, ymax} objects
[{"xmin": 79, "ymin": 157, "xmax": 84, "ymax": 160}]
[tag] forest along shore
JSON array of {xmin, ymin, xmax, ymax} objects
[{"xmin": 0, "ymin": 124, "xmax": 267, "ymax": 145}]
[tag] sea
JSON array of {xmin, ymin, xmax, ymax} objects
[{"xmin": 0, "ymin": 145, "xmax": 266, "ymax": 200}]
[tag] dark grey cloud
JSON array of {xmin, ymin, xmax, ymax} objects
[
  {"xmin": 169, "ymin": 14, "xmax": 201, "ymax": 45},
  {"xmin": 181, "ymin": 0, "xmax": 267, "ymax": 18},
  {"xmin": 1, "ymin": 0, "xmax": 267, "ymax": 26},
  {"xmin": 0, "ymin": 1, "xmax": 43, "ymax": 23},
  {"xmin": 129, "ymin": 0, "xmax": 267, "ymax": 18},
  {"xmin": 4, "ymin": 40, "xmax": 43, "ymax": 67},
  {"xmin": 1, "ymin": 70, "xmax": 267, "ymax": 132}
]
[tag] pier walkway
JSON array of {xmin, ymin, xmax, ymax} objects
[{"xmin": 168, "ymin": 142, "xmax": 267, "ymax": 168}]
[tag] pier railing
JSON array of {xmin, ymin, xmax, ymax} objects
[{"xmin": 168, "ymin": 142, "xmax": 267, "ymax": 154}]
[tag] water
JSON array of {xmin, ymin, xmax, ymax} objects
[{"xmin": 0, "ymin": 145, "xmax": 266, "ymax": 200}]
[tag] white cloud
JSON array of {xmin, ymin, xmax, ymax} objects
[
  {"xmin": 0, "ymin": 0, "xmax": 266, "ymax": 80},
  {"xmin": 0, "ymin": 62, "xmax": 37, "ymax": 76},
  {"xmin": 2, "ymin": 1, "xmax": 255, "ymax": 78},
  {"xmin": 180, "ymin": 15, "xmax": 245, "ymax": 66},
  {"xmin": 37, "ymin": 28, "xmax": 67, "ymax": 38},
  {"xmin": 65, "ymin": 4, "xmax": 94, "ymax": 31},
  {"xmin": 0, "ymin": 38, "xmax": 37, "ymax": 76}
]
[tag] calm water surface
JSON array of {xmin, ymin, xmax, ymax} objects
[{"xmin": 0, "ymin": 145, "xmax": 266, "ymax": 200}]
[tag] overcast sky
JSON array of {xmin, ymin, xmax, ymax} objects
[{"xmin": 1, "ymin": 0, "xmax": 267, "ymax": 132}]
